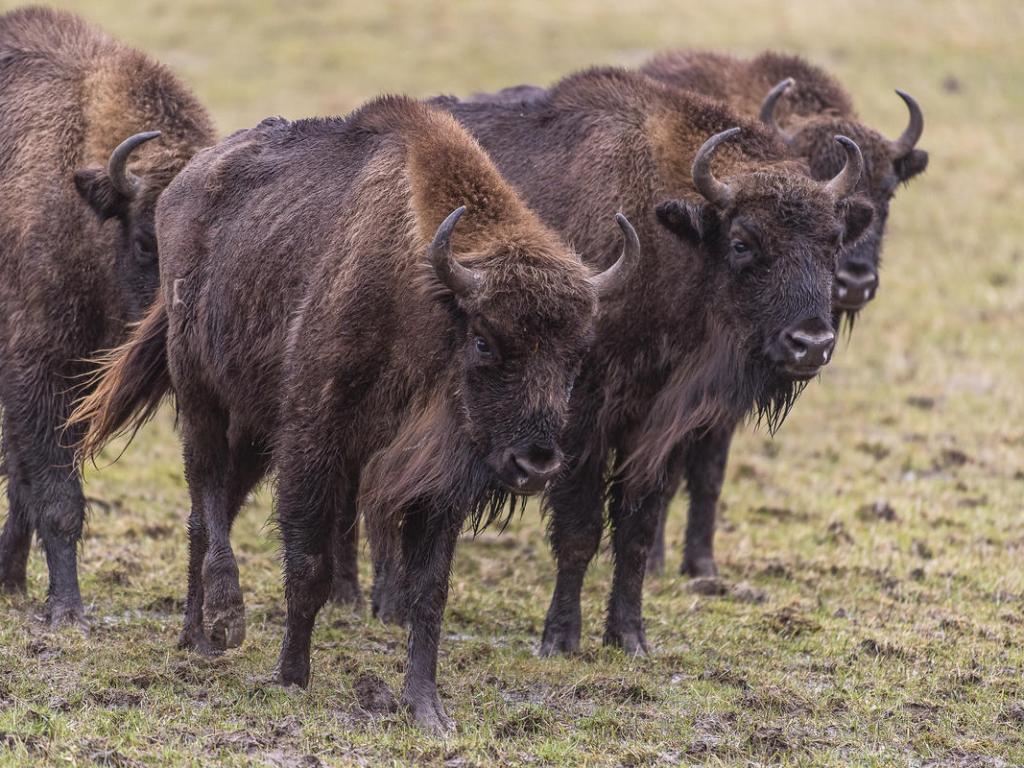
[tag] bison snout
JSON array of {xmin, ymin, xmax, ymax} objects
[
  {"xmin": 499, "ymin": 444, "xmax": 563, "ymax": 494},
  {"xmin": 833, "ymin": 263, "xmax": 879, "ymax": 311},
  {"xmin": 772, "ymin": 319, "xmax": 835, "ymax": 380}
]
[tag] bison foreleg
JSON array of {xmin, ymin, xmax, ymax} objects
[
  {"xmin": 680, "ymin": 424, "xmax": 734, "ymax": 578},
  {"xmin": 0, "ymin": 419, "xmax": 32, "ymax": 594},
  {"xmin": 540, "ymin": 455, "xmax": 605, "ymax": 657},
  {"xmin": 328, "ymin": 506, "xmax": 361, "ymax": 607},
  {"xmin": 399, "ymin": 501, "xmax": 461, "ymax": 735},
  {"xmin": 604, "ymin": 475, "xmax": 669, "ymax": 656},
  {"xmin": 645, "ymin": 447, "xmax": 688, "ymax": 577},
  {"xmin": 274, "ymin": 459, "xmax": 347, "ymax": 688}
]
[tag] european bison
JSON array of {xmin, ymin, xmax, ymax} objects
[
  {"xmin": 639, "ymin": 50, "xmax": 928, "ymax": 576},
  {"xmin": 0, "ymin": 7, "xmax": 213, "ymax": 623},
  {"xmin": 71, "ymin": 96, "xmax": 632, "ymax": 732},
  {"xmin": 364, "ymin": 68, "xmax": 873, "ymax": 657}
]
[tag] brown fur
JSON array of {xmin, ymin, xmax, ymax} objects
[
  {"xmin": 638, "ymin": 49, "xmax": 928, "ymax": 578},
  {"xmin": 405, "ymin": 67, "xmax": 875, "ymax": 658},
  {"xmin": 0, "ymin": 6, "xmax": 214, "ymax": 621},
  {"xmin": 71, "ymin": 96, "xmax": 598, "ymax": 732}
]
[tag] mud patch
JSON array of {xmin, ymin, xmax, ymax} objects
[
  {"xmin": 89, "ymin": 689, "xmax": 144, "ymax": 709},
  {"xmin": 495, "ymin": 705, "xmax": 554, "ymax": 738},
  {"xmin": 352, "ymin": 673, "xmax": 397, "ymax": 715},
  {"xmin": 686, "ymin": 577, "xmax": 728, "ymax": 597},
  {"xmin": 764, "ymin": 605, "xmax": 819, "ymax": 638},
  {"xmin": 858, "ymin": 638, "xmax": 911, "ymax": 661},
  {"xmin": 857, "ymin": 501, "xmax": 897, "ymax": 522}
]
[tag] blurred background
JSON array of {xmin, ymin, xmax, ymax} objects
[{"xmin": 1, "ymin": 1, "xmax": 1022, "ymax": 765}]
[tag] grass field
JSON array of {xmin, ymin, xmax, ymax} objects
[{"xmin": 1, "ymin": 0, "xmax": 1023, "ymax": 765}]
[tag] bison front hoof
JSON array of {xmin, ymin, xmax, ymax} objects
[
  {"xmin": 372, "ymin": 593, "xmax": 408, "ymax": 627},
  {"xmin": 329, "ymin": 575, "xmax": 363, "ymax": 608},
  {"xmin": 275, "ymin": 661, "xmax": 310, "ymax": 690},
  {"xmin": 539, "ymin": 623, "xmax": 581, "ymax": 657},
  {"xmin": 604, "ymin": 626, "xmax": 648, "ymax": 657},
  {"xmin": 44, "ymin": 598, "xmax": 87, "ymax": 630},
  {"xmin": 178, "ymin": 626, "xmax": 223, "ymax": 657},
  {"xmin": 203, "ymin": 595, "xmax": 246, "ymax": 651},
  {"xmin": 403, "ymin": 687, "xmax": 455, "ymax": 736},
  {"xmin": 682, "ymin": 555, "xmax": 718, "ymax": 579},
  {"xmin": 0, "ymin": 573, "xmax": 27, "ymax": 596},
  {"xmin": 645, "ymin": 551, "xmax": 666, "ymax": 577}
]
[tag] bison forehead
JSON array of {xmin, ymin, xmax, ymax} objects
[
  {"xmin": 736, "ymin": 174, "xmax": 840, "ymax": 225},
  {"xmin": 791, "ymin": 120, "xmax": 895, "ymax": 200}
]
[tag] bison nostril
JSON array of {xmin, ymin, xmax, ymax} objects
[
  {"xmin": 511, "ymin": 445, "xmax": 562, "ymax": 479},
  {"xmin": 835, "ymin": 266, "xmax": 879, "ymax": 298},
  {"xmin": 781, "ymin": 325, "xmax": 835, "ymax": 367}
]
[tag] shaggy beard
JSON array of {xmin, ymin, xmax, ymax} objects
[{"xmin": 752, "ymin": 372, "xmax": 808, "ymax": 436}]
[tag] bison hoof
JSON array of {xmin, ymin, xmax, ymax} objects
[
  {"xmin": 645, "ymin": 552, "xmax": 666, "ymax": 577},
  {"xmin": 403, "ymin": 687, "xmax": 455, "ymax": 736},
  {"xmin": 275, "ymin": 662, "xmax": 310, "ymax": 690},
  {"xmin": 329, "ymin": 576, "xmax": 363, "ymax": 608},
  {"xmin": 539, "ymin": 624, "xmax": 581, "ymax": 657},
  {"xmin": 0, "ymin": 577, "xmax": 27, "ymax": 596},
  {"xmin": 44, "ymin": 598, "xmax": 87, "ymax": 630},
  {"xmin": 682, "ymin": 555, "xmax": 718, "ymax": 579},
  {"xmin": 604, "ymin": 626, "xmax": 648, "ymax": 656},
  {"xmin": 204, "ymin": 597, "xmax": 246, "ymax": 651},
  {"xmin": 372, "ymin": 595, "xmax": 409, "ymax": 627},
  {"xmin": 178, "ymin": 627, "xmax": 223, "ymax": 657}
]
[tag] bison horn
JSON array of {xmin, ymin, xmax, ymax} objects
[
  {"xmin": 758, "ymin": 77, "xmax": 795, "ymax": 138},
  {"xmin": 428, "ymin": 206, "xmax": 481, "ymax": 298},
  {"xmin": 889, "ymin": 89, "xmax": 924, "ymax": 158},
  {"xmin": 692, "ymin": 127, "xmax": 741, "ymax": 208},
  {"xmin": 823, "ymin": 135, "xmax": 865, "ymax": 199},
  {"xmin": 107, "ymin": 131, "xmax": 161, "ymax": 199},
  {"xmin": 589, "ymin": 213, "xmax": 640, "ymax": 295}
]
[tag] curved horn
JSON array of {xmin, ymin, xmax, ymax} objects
[
  {"xmin": 889, "ymin": 89, "xmax": 924, "ymax": 158},
  {"xmin": 589, "ymin": 213, "xmax": 640, "ymax": 295},
  {"xmin": 428, "ymin": 206, "xmax": 481, "ymax": 298},
  {"xmin": 823, "ymin": 135, "xmax": 865, "ymax": 199},
  {"xmin": 758, "ymin": 77, "xmax": 795, "ymax": 136},
  {"xmin": 107, "ymin": 131, "xmax": 161, "ymax": 199},
  {"xmin": 692, "ymin": 127, "xmax": 741, "ymax": 208}
]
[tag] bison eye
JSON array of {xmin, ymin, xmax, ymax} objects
[
  {"xmin": 730, "ymin": 239, "xmax": 755, "ymax": 268},
  {"xmin": 135, "ymin": 234, "xmax": 157, "ymax": 263},
  {"xmin": 474, "ymin": 336, "xmax": 493, "ymax": 358}
]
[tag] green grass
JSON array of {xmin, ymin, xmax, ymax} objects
[{"xmin": 2, "ymin": 0, "xmax": 1023, "ymax": 765}]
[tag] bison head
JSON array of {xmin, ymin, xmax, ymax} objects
[
  {"xmin": 73, "ymin": 131, "xmax": 164, "ymax": 321},
  {"xmin": 427, "ymin": 207, "xmax": 638, "ymax": 494},
  {"xmin": 655, "ymin": 128, "xmax": 873, "ymax": 416},
  {"xmin": 761, "ymin": 81, "xmax": 927, "ymax": 320}
]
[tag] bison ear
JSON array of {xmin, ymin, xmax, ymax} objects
[
  {"xmin": 655, "ymin": 199, "xmax": 716, "ymax": 245},
  {"xmin": 839, "ymin": 197, "xmax": 875, "ymax": 246},
  {"xmin": 894, "ymin": 148, "xmax": 928, "ymax": 182},
  {"xmin": 74, "ymin": 168, "xmax": 129, "ymax": 221}
]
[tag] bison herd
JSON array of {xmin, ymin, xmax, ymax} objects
[{"xmin": 0, "ymin": 7, "xmax": 927, "ymax": 734}]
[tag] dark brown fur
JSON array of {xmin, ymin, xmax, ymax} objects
[
  {"xmin": 362, "ymin": 68, "xmax": 873, "ymax": 656},
  {"xmin": 0, "ymin": 7, "xmax": 213, "ymax": 623},
  {"xmin": 639, "ymin": 50, "xmax": 928, "ymax": 577},
  {"xmin": 70, "ymin": 97, "xmax": 598, "ymax": 733}
]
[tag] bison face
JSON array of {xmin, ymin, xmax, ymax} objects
[
  {"xmin": 457, "ymin": 311, "xmax": 586, "ymax": 494},
  {"xmin": 74, "ymin": 131, "xmax": 163, "ymax": 322},
  {"xmin": 426, "ymin": 209, "xmax": 635, "ymax": 494},
  {"xmin": 765, "ymin": 88, "xmax": 927, "ymax": 322},
  {"xmin": 657, "ymin": 129, "xmax": 874, "ymax": 388}
]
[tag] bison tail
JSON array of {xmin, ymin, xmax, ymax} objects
[{"xmin": 68, "ymin": 293, "xmax": 172, "ymax": 465}]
